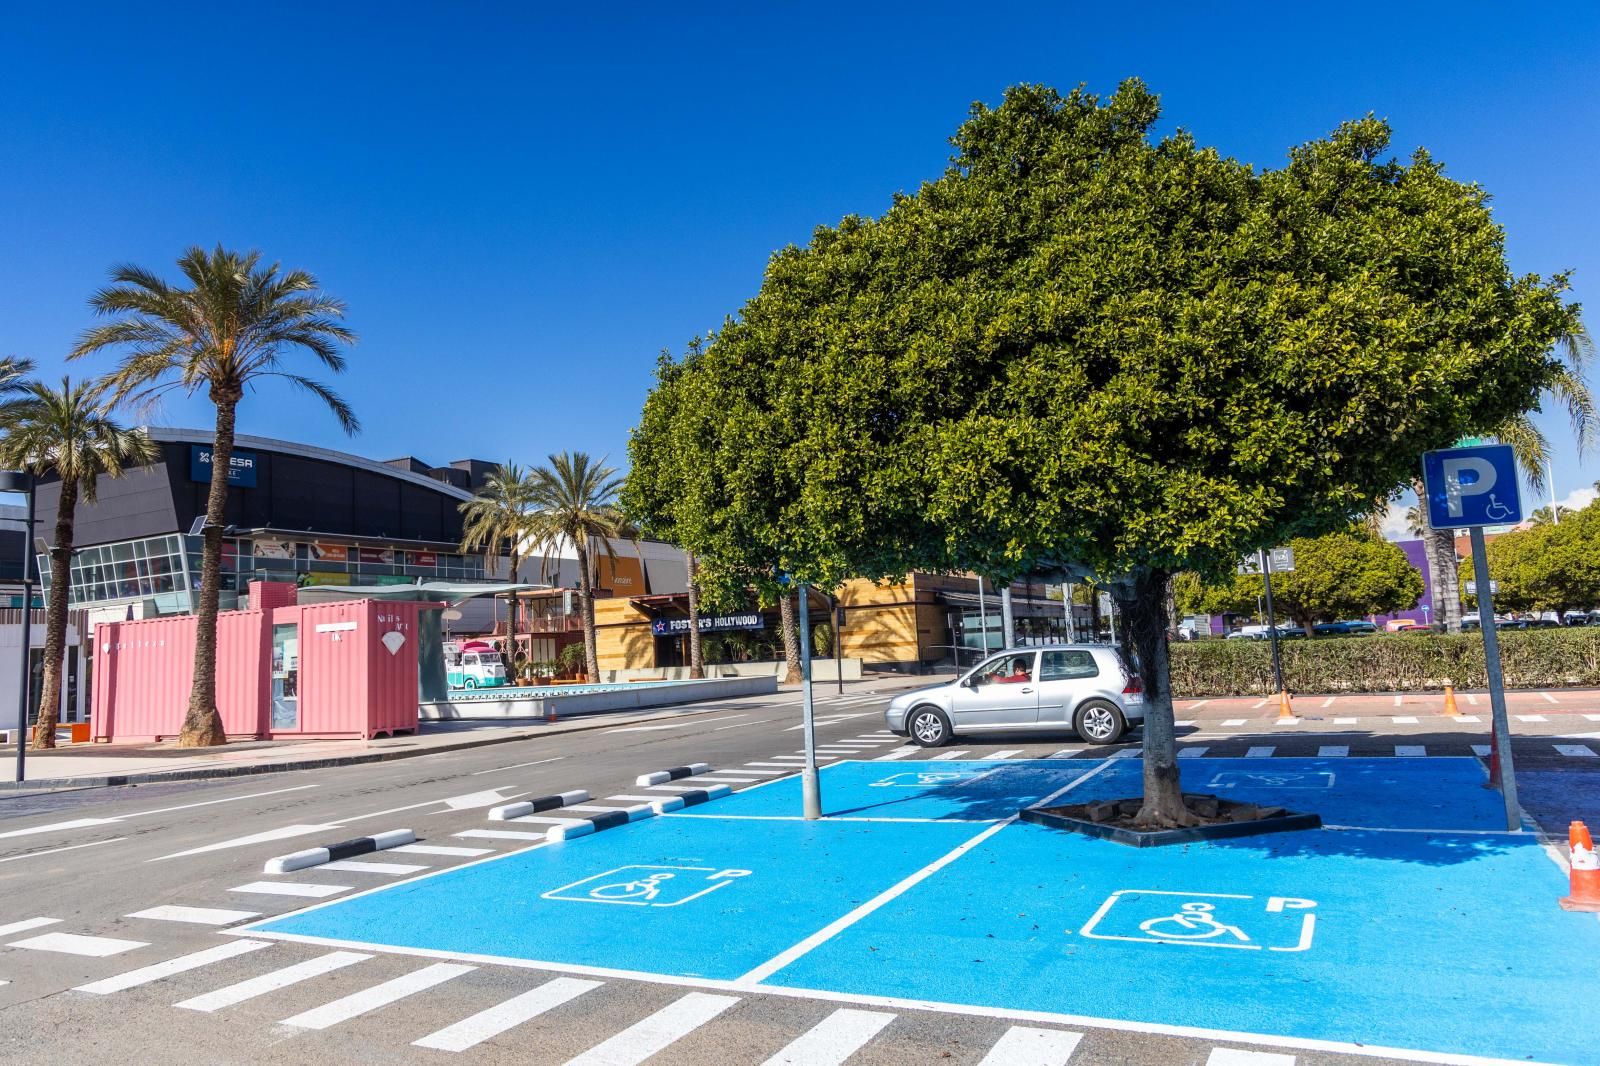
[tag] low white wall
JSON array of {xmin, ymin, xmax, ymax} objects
[
  {"xmin": 420, "ymin": 675, "xmax": 778, "ymax": 720},
  {"xmin": 603, "ymin": 659, "xmax": 863, "ymax": 683}
]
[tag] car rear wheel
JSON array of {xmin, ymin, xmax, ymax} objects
[
  {"xmin": 463, "ymin": 679, "xmax": 477, "ymax": 689},
  {"xmin": 908, "ymin": 706, "xmax": 953, "ymax": 747},
  {"xmin": 1074, "ymin": 699, "xmax": 1126, "ymax": 744}
]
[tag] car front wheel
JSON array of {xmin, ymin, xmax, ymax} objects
[
  {"xmin": 908, "ymin": 706, "xmax": 953, "ymax": 747},
  {"xmin": 1074, "ymin": 700, "xmax": 1126, "ymax": 744}
]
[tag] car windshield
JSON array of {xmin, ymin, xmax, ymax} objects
[{"xmin": 972, "ymin": 654, "xmax": 1034, "ymax": 685}]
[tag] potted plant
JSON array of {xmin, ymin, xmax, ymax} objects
[{"xmin": 557, "ymin": 642, "xmax": 588, "ymax": 682}]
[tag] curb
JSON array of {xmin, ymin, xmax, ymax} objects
[
  {"xmin": 265, "ymin": 829, "xmax": 416, "ymax": 873},
  {"xmin": 488, "ymin": 790, "xmax": 589, "ymax": 821},
  {"xmin": 547, "ymin": 803, "xmax": 656, "ymax": 842},
  {"xmin": 648, "ymin": 785, "xmax": 731, "ymax": 814},
  {"xmin": 635, "ymin": 763, "xmax": 711, "ymax": 786}
]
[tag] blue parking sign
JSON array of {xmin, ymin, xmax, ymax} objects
[{"xmin": 1421, "ymin": 444, "xmax": 1522, "ymax": 528}]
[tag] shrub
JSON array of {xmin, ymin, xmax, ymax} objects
[{"xmin": 1169, "ymin": 628, "xmax": 1600, "ymax": 696}]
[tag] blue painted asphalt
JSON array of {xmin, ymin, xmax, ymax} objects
[{"xmin": 249, "ymin": 757, "xmax": 1600, "ymax": 1064}]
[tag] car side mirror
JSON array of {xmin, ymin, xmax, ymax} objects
[{"xmin": 959, "ymin": 677, "xmax": 974, "ymax": 689}]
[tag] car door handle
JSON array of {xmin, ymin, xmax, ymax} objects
[{"xmin": 1020, "ymin": 687, "xmax": 1034, "ymax": 693}]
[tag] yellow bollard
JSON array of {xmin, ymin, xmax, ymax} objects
[
  {"xmin": 1278, "ymin": 689, "xmax": 1295, "ymax": 719},
  {"xmin": 1443, "ymin": 683, "xmax": 1460, "ymax": 717}
]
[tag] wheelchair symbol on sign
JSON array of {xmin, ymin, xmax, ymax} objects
[
  {"xmin": 1079, "ymin": 890, "xmax": 1317, "ymax": 952},
  {"xmin": 542, "ymin": 866, "xmax": 751, "ymax": 907}
]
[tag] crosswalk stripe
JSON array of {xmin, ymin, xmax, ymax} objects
[
  {"xmin": 985, "ymin": 750, "xmax": 1024, "ymax": 760},
  {"xmin": 393, "ymin": 844, "xmax": 493, "ymax": 857},
  {"xmin": 875, "ymin": 747, "xmax": 918, "ymax": 761},
  {"xmin": 1176, "ymin": 748, "xmax": 1208, "ymax": 759},
  {"xmin": 1542, "ymin": 692, "xmax": 1560, "ymax": 704},
  {"xmin": 1317, "ymin": 746, "xmax": 1349, "ymax": 758},
  {"xmin": 728, "ymin": 769, "xmax": 786, "ymax": 776},
  {"xmin": 125, "ymin": 906, "xmax": 259, "ymax": 926},
  {"xmin": 1392, "ymin": 716, "xmax": 1418, "ymax": 724},
  {"xmin": 930, "ymin": 750, "xmax": 970, "ymax": 761},
  {"xmin": 1222, "ymin": 719, "xmax": 1247, "ymax": 726},
  {"xmin": 281, "ymin": 962, "xmax": 476, "ymax": 1029},
  {"xmin": 759, "ymin": 1007, "xmax": 895, "ymax": 1065},
  {"xmin": 75, "ymin": 940, "xmax": 271, "ymax": 994},
  {"xmin": 689, "ymin": 775, "xmax": 759, "ymax": 783},
  {"xmin": 1472, "ymin": 745, "xmax": 1492, "ymax": 756},
  {"xmin": 1555, "ymin": 744, "xmax": 1598, "ymax": 758},
  {"xmin": 176, "ymin": 950, "xmax": 371, "ymax": 1012},
  {"xmin": 564, "ymin": 991, "xmax": 740, "ymax": 1065},
  {"xmin": 413, "ymin": 976, "xmax": 603, "ymax": 1052},
  {"xmin": 12, "ymin": 933, "xmax": 147, "ymax": 957},
  {"xmin": 1516, "ymin": 714, "xmax": 1547, "ymax": 723},
  {"xmin": 745, "ymin": 763, "xmax": 801, "ymax": 770},
  {"xmin": 1174, "ymin": 720, "xmax": 1196, "ymax": 727},
  {"xmin": 976, "ymin": 1025, "xmax": 1084, "ymax": 1065},
  {"xmin": 0, "ymin": 917, "xmax": 60, "ymax": 937},
  {"xmin": 1586, "ymin": 714, "xmax": 1600, "ymax": 722},
  {"xmin": 1395, "ymin": 745, "xmax": 1427, "ymax": 757},
  {"xmin": 231, "ymin": 881, "xmax": 351, "ymax": 898},
  {"xmin": 1245, "ymin": 747, "xmax": 1275, "ymax": 758},
  {"xmin": 318, "ymin": 860, "xmax": 428, "ymax": 875},
  {"xmin": 1456, "ymin": 715, "xmax": 1481, "ymax": 723},
  {"xmin": 1206, "ymin": 1048, "xmax": 1296, "ymax": 1065},
  {"xmin": 456, "ymin": 829, "xmax": 546, "ymax": 841},
  {"xmin": 1333, "ymin": 717, "xmax": 1358, "ymax": 725}
]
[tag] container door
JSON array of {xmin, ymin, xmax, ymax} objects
[{"xmin": 271, "ymin": 623, "xmax": 299, "ymax": 730}]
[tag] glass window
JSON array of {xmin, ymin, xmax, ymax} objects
[
  {"xmin": 1041, "ymin": 649, "xmax": 1098, "ymax": 681},
  {"xmin": 971, "ymin": 653, "xmax": 1036, "ymax": 686}
]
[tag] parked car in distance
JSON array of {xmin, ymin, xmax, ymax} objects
[
  {"xmin": 1524, "ymin": 617, "xmax": 1562, "ymax": 629},
  {"xmin": 1313, "ymin": 621, "xmax": 1378, "ymax": 636},
  {"xmin": 1337, "ymin": 620, "xmax": 1379, "ymax": 634},
  {"xmin": 884, "ymin": 644, "xmax": 1145, "ymax": 746},
  {"xmin": 1393, "ymin": 622, "xmax": 1432, "ymax": 632}
]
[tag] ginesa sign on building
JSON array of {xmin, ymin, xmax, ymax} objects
[{"xmin": 190, "ymin": 445, "xmax": 258, "ymax": 487}]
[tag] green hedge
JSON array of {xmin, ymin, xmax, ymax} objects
[{"xmin": 1169, "ymin": 629, "xmax": 1600, "ymax": 696}]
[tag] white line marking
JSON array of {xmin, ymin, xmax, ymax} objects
[
  {"xmin": 0, "ymin": 917, "xmax": 60, "ymax": 937},
  {"xmin": 232, "ymin": 881, "xmax": 351, "ymax": 898},
  {"xmin": 471, "ymin": 756, "xmax": 565, "ymax": 775},
  {"xmin": 1393, "ymin": 716, "xmax": 1419, "ymax": 724},
  {"xmin": 1177, "ymin": 748, "xmax": 1209, "ymax": 759},
  {"xmin": 567, "ymin": 804, "xmax": 649, "ymax": 814},
  {"xmin": 607, "ymin": 794, "xmax": 679, "ymax": 802},
  {"xmin": 1189, "ymin": 699, "xmax": 1212, "ymax": 710},
  {"xmin": 0, "ymin": 837, "xmax": 127, "ymax": 865},
  {"xmin": 1542, "ymin": 692, "xmax": 1559, "ymax": 704},
  {"xmin": 737, "ymin": 759, "xmax": 1119, "ymax": 985},
  {"xmin": 0, "ymin": 817, "xmax": 121, "ymax": 840},
  {"xmin": 875, "ymin": 748, "xmax": 918, "ymax": 761},
  {"xmin": 1555, "ymin": 744, "xmax": 1597, "ymax": 758},
  {"xmin": 1321, "ymin": 697, "xmax": 1335, "ymax": 709},
  {"xmin": 713, "ymin": 722, "xmax": 757, "ymax": 731},
  {"xmin": 1516, "ymin": 715, "xmax": 1547, "ymax": 723},
  {"xmin": 1317, "ymin": 746, "xmax": 1350, "ymax": 758},
  {"xmin": 1245, "ymin": 747, "xmax": 1275, "ymax": 758},
  {"xmin": 1174, "ymin": 720, "xmax": 1196, "ymax": 727},
  {"xmin": 455, "ymin": 829, "xmax": 547, "ymax": 841},
  {"xmin": 1334, "ymin": 717, "xmax": 1358, "ymax": 725},
  {"xmin": 930, "ymin": 750, "xmax": 970, "ymax": 761},
  {"xmin": 729, "ymin": 769, "xmax": 787, "ymax": 777},
  {"xmin": 640, "ymin": 784, "xmax": 698, "ymax": 793},
  {"xmin": 1466, "ymin": 693, "xmax": 1480, "ymax": 706},
  {"xmin": 135, "ymin": 784, "xmax": 320, "ymax": 817},
  {"xmin": 393, "ymin": 844, "xmax": 493, "ymax": 857},
  {"xmin": 413, "ymin": 976, "xmax": 603, "ymax": 1051},
  {"xmin": 1046, "ymin": 749, "xmax": 1083, "ymax": 759},
  {"xmin": 1455, "ymin": 716, "xmax": 1481, "ymax": 723},
  {"xmin": 1251, "ymin": 699, "xmax": 1270, "ymax": 710},
  {"xmin": 1471, "ymin": 745, "xmax": 1492, "ymax": 757},
  {"xmin": 1585, "ymin": 714, "xmax": 1600, "ymax": 722},
  {"xmin": 125, "ymin": 906, "xmax": 259, "ymax": 926},
  {"xmin": 1109, "ymin": 749, "xmax": 1139, "ymax": 759},
  {"xmin": 508, "ymin": 816, "xmax": 587, "ymax": 827},
  {"xmin": 150, "ymin": 823, "xmax": 343, "ymax": 862},
  {"xmin": 1207, "ymin": 1049, "xmax": 1296, "ymax": 1066},
  {"xmin": 746, "ymin": 763, "xmax": 804, "ymax": 769},
  {"xmin": 10, "ymin": 932, "xmax": 147, "ymax": 957},
  {"xmin": 985, "ymin": 750, "xmax": 1024, "ymax": 760},
  {"xmin": 1274, "ymin": 718, "xmax": 1301, "ymax": 726},
  {"xmin": 1221, "ymin": 719, "xmax": 1247, "ymax": 727},
  {"xmin": 1394, "ymin": 694, "xmax": 1403, "ymax": 707},
  {"xmin": 1395, "ymin": 745, "xmax": 1428, "ymax": 757},
  {"xmin": 977, "ymin": 1025, "xmax": 1084, "ymax": 1065},
  {"xmin": 176, "ymin": 950, "xmax": 371, "ymax": 1012},
  {"xmin": 759, "ymin": 1007, "xmax": 895, "ymax": 1065},
  {"xmin": 767, "ymin": 756, "xmax": 809, "ymax": 762},
  {"xmin": 318, "ymin": 860, "xmax": 429, "ymax": 875},
  {"xmin": 687, "ymin": 776, "xmax": 759, "ymax": 783},
  {"xmin": 75, "ymin": 940, "xmax": 273, "ymax": 994},
  {"xmin": 564, "ymin": 991, "xmax": 740, "ymax": 1065},
  {"xmin": 281, "ymin": 962, "xmax": 476, "ymax": 1029}
]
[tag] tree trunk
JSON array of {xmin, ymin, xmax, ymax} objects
[
  {"xmin": 180, "ymin": 395, "xmax": 237, "ymax": 747},
  {"xmin": 1087, "ymin": 585, "xmax": 1103, "ymax": 642},
  {"xmin": 1117, "ymin": 569, "xmax": 1198, "ymax": 828},
  {"xmin": 1420, "ymin": 493, "xmax": 1462, "ymax": 632},
  {"xmin": 32, "ymin": 480, "xmax": 79, "ymax": 749},
  {"xmin": 686, "ymin": 552, "xmax": 704, "ymax": 679},
  {"xmin": 779, "ymin": 590, "xmax": 803, "ymax": 683},
  {"xmin": 576, "ymin": 540, "xmax": 600, "ymax": 681}
]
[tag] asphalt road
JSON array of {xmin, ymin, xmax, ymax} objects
[{"xmin": 0, "ymin": 678, "xmax": 1593, "ymax": 1066}]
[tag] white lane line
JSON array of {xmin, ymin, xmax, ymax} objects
[
  {"xmin": 508, "ymin": 816, "xmax": 588, "ymax": 827},
  {"xmin": 977, "ymin": 1025, "xmax": 1084, "ymax": 1065},
  {"xmin": 1586, "ymin": 714, "xmax": 1600, "ymax": 722},
  {"xmin": 930, "ymin": 750, "xmax": 971, "ymax": 761},
  {"xmin": 1174, "ymin": 720, "xmax": 1196, "ymax": 727},
  {"xmin": 1516, "ymin": 714, "xmax": 1547, "ymax": 723},
  {"xmin": 1333, "ymin": 717, "xmax": 1358, "ymax": 725},
  {"xmin": 1317, "ymin": 746, "xmax": 1349, "ymax": 758},
  {"xmin": 738, "ymin": 759, "xmax": 1118, "ymax": 985},
  {"xmin": 125, "ymin": 906, "xmax": 259, "ymax": 926},
  {"xmin": 149, "ymin": 823, "xmax": 343, "ymax": 863},
  {"xmin": 1467, "ymin": 693, "xmax": 1481, "ymax": 706},
  {"xmin": 393, "ymin": 844, "xmax": 493, "ymax": 857},
  {"xmin": 1274, "ymin": 718, "xmax": 1301, "ymax": 726},
  {"xmin": 1392, "ymin": 716, "xmax": 1418, "ymax": 725},
  {"xmin": 471, "ymin": 756, "xmax": 565, "ymax": 776},
  {"xmin": 317, "ymin": 860, "xmax": 429, "ymax": 875},
  {"xmin": 746, "ymin": 763, "xmax": 804, "ymax": 769},
  {"xmin": 1555, "ymin": 744, "xmax": 1598, "ymax": 758},
  {"xmin": 1455, "ymin": 715, "xmax": 1482, "ymax": 723},
  {"xmin": 455, "ymin": 829, "xmax": 546, "ymax": 841},
  {"xmin": 0, "ymin": 837, "xmax": 127, "ymax": 866},
  {"xmin": 1188, "ymin": 699, "xmax": 1212, "ymax": 710},
  {"xmin": 0, "ymin": 817, "xmax": 122, "ymax": 840},
  {"xmin": 564, "ymin": 991, "xmax": 740, "ymax": 1065},
  {"xmin": 714, "ymin": 722, "xmax": 758, "ymax": 731},
  {"xmin": 414, "ymin": 977, "xmax": 603, "ymax": 1052},
  {"xmin": 134, "ymin": 784, "xmax": 320, "ymax": 817},
  {"xmin": 729, "ymin": 769, "xmax": 787, "ymax": 777},
  {"xmin": 1472, "ymin": 745, "xmax": 1492, "ymax": 757},
  {"xmin": 74, "ymin": 939, "xmax": 270, "ymax": 992},
  {"xmin": 1109, "ymin": 749, "xmax": 1139, "ymax": 760},
  {"xmin": 1542, "ymin": 692, "xmax": 1560, "ymax": 704},
  {"xmin": 607, "ymin": 795, "xmax": 678, "ymax": 803},
  {"xmin": 687, "ymin": 776, "xmax": 759, "ymax": 784},
  {"xmin": 875, "ymin": 748, "xmax": 918, "ymax": 761},
  {"xmin": 607, "ymin": 715, "xmax": 746, "ymax": 734},
  {"xmin": 10, "ymin": 933, "xmax": 147, "ymax": 957},
  {"xmin": 232, "ymin": 881, "xmax": 351, "ymax": 899},
  {"xmin": 767, "ymin": 756, "xmax": 809, "ymax": 762},
  {"xmin": 1221, "ymin": 719, "xmax": 1247, "ymax": 727},
  {"xmin": 1046, "ymin": 749, "xmax": 1083, "ymax": 759},
  {"xmin": 1206, "ymin": 1049, "xmax": 1296, "ymax": 1066},
  {"xmin": 1320, "ymin": 697, "xmax": 1335, "ymax": 709},
  {"xmin": 176, "ymin": 951, "xmax": 371, "ymax": 1012},
  {"xmin": 1177, "ymin": 748, "xmax": 1209, "ymax": 759},
  {"xmin": 0, "ymin": 917, "xmax": 60, "ymax": 937},
  {"xmin": 1245, "ymin": 747, "xmax": 1275, "ymax": 758},
  {"xmin": 1395, "ymin": 745, "xmax": 1428, "ymax": 757},
  {"xmin": 1393, "ymin": 694, "xmax": 1403, "ymax": 707},
  {"xmin": 280, "ymin": 962, "xmax": 477, "ymax": 1029},
  {"xmin": 984, "ymin": 750, "xmax": 1024, "ymax": 760},
  {"xmin": 759, "ymin": 1007, "xmax": 895, "ymax": 1065},
  {"xmin": 1250, "ymin": 699, "xmax": 1270, "ymax": 710}
]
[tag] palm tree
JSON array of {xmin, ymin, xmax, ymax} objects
[
  {"xmin": 778, "ymin": 590, "xmax": 803, "ymax": 684},
  {"xmin": 524, "ymin": 452, "xmax": 628, "ymax": 680},
  {"xmin": 459, "ymin": 463, "xmax": 538, "ymax": 681},
  {"xmin": 0, "ymin": 377, "xmax": 154, "ymax": 748},
  {"xmin": 1527, "ymin": 503, "xmax": 1571, "ymax": 527},
  {"xmin": 70, "ymin": 246, "xmax": 357, "ymax": 747},
  {"xmin": 685, "ymin": 550, "xmax": 704, "ymax": 679}
]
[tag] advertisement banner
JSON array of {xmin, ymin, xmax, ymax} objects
[
  {"xmin": 358, "ymin": 547, "xmax": 395, "ymax": 565},
  {"xmin": 309, "ymin": 542, "xmax": 349, "ymax": 562},
  {"xmin": 412, "ymin": 551, "xmax": 438, "ymax": 567},
  {"xmin": 298, "ymin": 572, "xmax": 352, "ymax": 587},
  {"xmin": 253, "ymin": 537, "xmax": 295, "ymax": 560},
  {"xmin": 190, "ymin": 445, "xmax": 257, "ymax": 487}
]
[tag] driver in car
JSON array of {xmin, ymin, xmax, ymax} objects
[{"xmin": 997, "ymin": 656, "xmax": 1031, "ymax": 683}]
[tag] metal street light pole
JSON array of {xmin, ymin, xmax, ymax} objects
[
  {"xmin": 798, "ymin": 584, "xmax": 821, "ymax": 820},
  {"xmin": 0, "ymin": 472, "xmax": 36, "ymax": 783}
]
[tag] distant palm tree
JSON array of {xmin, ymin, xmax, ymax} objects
[
  {"xmin": 71, "ymin": 246, "xmax": 357, "ymax": 747},
  {"xmin": 524, "ymin": 453, "xmax": 628, "ymax": 680},
  {"xmin": 1527, "ymin": 503, "xmax": 1572, "ymax": 527},
  {"xmin": 0, "ymin": 377, "xmax": 154, "ymax": 747},
  {"xmin": 459, "ymin": 463, "xmax": 538, "ymax": 680}
]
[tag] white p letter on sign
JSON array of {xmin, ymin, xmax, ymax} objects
[{"xmin": 1442, "ymin": 456, "xmax": 1496, "ymax": 519}]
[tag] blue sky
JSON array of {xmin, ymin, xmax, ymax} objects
[{"xmin": 3, "ymin": 4, "xmax": 1597, "ymax": 526}]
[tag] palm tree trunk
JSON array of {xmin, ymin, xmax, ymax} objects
[
  {"xmin": 779, "ymin": 590, "xmax": 803, "ymax": 684},
  {"xmin": 686, "ymin": 552, "xmax": 704, "ymax": 679},
  {"xmin": 180, "ymin": 395, "xmax": 237, "ymax": 747},
  {"xmin": 1422, "ymin": 513, "xmax": 1462, "ymax": 633},
  {"xmin": 506, "ymin": 548, "xmax": 520, "ymax": 684},
  {"xmin": 32, "ymin": 480, "xmax": 78, "ymax": 750},
  {"xmin": 1117, "ymin": 570, "xmax": 1198, "ymax": 828},
  {"xmin": 576, "ymin": 541, "xmax": 600, "ymax": 680}
]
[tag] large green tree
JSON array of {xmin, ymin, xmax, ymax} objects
[
  {"xmin": 628, "ymin": 81, "xmax": 1582, "ymax": 826},
  {"xmin": 1194, "ymin": 531, "xmax": 1424, "ymax": 633},
  {"xmin": 1465, "ymin": 503, "xmax": 1600, "ymax": 615},
  {"xmin": 71, "ymin": 247, "xmax": 357, "ymax": 747}
]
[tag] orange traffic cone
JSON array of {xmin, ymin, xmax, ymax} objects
[
  {"xmin": 1277, "ymin": 689, "xmax": 1295, "ymax": 719},
  {"xmin": 1559, "ymin": 820, "xmax": 1600, "ymax": 912},
  {"xmin": 1443, "ymin": 684, "xmax": 1460, "ymax": 717}
]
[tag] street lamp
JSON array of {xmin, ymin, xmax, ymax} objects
[{"xmin": 0, "ymin": 471, "xmax": 36, "ymax": 783}]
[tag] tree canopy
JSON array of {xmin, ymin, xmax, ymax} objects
[{"xmin": 1467, "ymin": 504, "xmax": 1600, "ymax": 615}]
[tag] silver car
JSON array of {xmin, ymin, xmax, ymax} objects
[{"xmin": 884, "ymin": 644, "xmax": 1145, "ymax": 746}]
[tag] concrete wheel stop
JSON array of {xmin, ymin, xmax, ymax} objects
[{"xmin": 1020, "ymin": 793, "xmax": 1321, "ymax": 847}]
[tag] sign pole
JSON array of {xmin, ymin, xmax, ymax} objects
[
  {"xmin": 1261, "ymin": 550, "xmax": 1285, "ymax": 696},
  {"xmin": 831, "ymin": 593, "xmax": 843, "ymax": 696},
  {"xmin": 798, "ymin": 585, "xmax": 821, "ymax": 820},
  {"xmin": 1471, "ymin": 526, "xmax": 1520, "ymax": 831},
  {"xmin": 14, "ymin": 475, "xmax": 35, "ymax": 783}
]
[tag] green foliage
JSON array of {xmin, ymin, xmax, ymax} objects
[
  {"xmin": 811, "ymin": 621, "xmax": 834, "ymax": 658},
  {"xmin": 1466, "ymin": 502, "xmax": 1600, "ymax": 613},
  {"xmin": 1171, "ymin": 628, "xmax": 1600, "ymax": 695},
  {"xmin": 1193, "ymin": 530, "xmax": 1423, "ymax": 630},
  {"xmin": 0, "ymin": 376, "xmax": 156, "ymax": 496},
  {"xmin": 459, "ymin": 462, "xmax": 538, "ymax": 568},
  {"xmin": 556, "ymin": 642, "xmax": 587, "ymax": 673}
]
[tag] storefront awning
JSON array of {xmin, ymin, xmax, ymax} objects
[{"xmin": 296, "ymin": 580, "xmax": 550, "ymax": 607}]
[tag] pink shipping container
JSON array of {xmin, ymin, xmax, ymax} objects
[{"xmin": 92, "ymin": 597, "xmax": 438, "ymax": 742}]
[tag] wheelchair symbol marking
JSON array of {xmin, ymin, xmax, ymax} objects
[
  {"xmin": 1206, "ymin": 771, "xmax": 1335, "ymax": 790},
  {"xmin": 1138, "ymin": 902, "xmax": 1251, "ymax": 942},
  {"xmin": 542, "ymin": 866, "xmax": 751, "ymax": 907},
  {"xmin": 870, "ymin": 768, "xmax": 996, "ymax": 789},
  {"xmin": 1079, "ymin": 890, "xmax": 1317, "ymax": 952}
]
